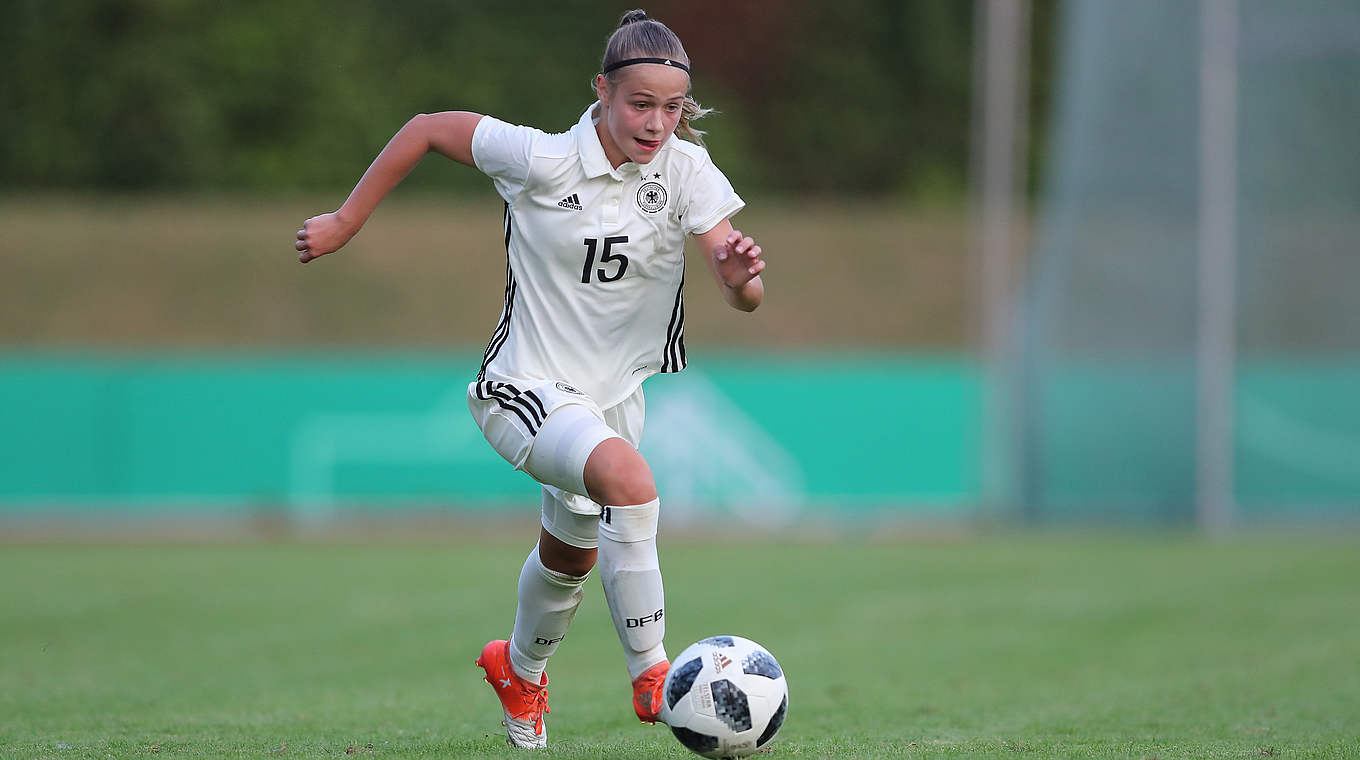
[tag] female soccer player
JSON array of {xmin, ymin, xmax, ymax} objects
[{"xmin": 293, "ymin": 9, "xmax": 765, "ymax": 748}]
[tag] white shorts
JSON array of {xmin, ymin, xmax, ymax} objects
[{"xmin": 467, "ymin": 378, "xmax": 645, "ymax": 549}]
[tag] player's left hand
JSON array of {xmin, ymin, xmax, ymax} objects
[{"xmin": 712, "ymin": 229, "xmax": 765, "ymax": 289}]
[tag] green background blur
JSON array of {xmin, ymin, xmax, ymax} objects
[
  {"xmin": 3, "ymin": 0, "xmax": 1032, "ymax": 524},
  {"xmin": 4, "ymin": 0, "xmax": 1357, "ymax": 525},
  {"xmin": 2, "ymin": 0, "xmax": 1057, "ymax": 198}
]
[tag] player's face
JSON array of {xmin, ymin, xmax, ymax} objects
[{"xmin": 595, "ymin": 65, "xmax": 689, "ymax": 167}]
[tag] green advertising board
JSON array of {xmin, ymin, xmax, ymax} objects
[
  {"xmin": 0, "ymin": 353, "xmax": 981, "ymax": 521},
  {"xmin": 3, "ymin": 353, "xmax": 1355, "ymax": 523}
]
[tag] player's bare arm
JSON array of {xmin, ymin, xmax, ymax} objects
[
  {"xmin": 294, "ymin": 111, "xmax": 485, "ymax": 263},
  {"xmin": 695, "ymin": 219, "xmax": 765, "ymax": 312}
]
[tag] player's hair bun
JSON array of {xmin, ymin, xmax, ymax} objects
[{"xmin": 619, "ymin": 9, "xmax": 648, "ymax": 26}]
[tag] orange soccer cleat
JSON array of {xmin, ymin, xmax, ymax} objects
[
  {"xmin": 475, "ymin": 639, "xmax": 550, "ymax": 749},
  {"xmin": 631, "ymin": 660, "xmax": 670, "ymax": 724}
]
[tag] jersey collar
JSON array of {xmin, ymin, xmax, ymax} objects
[{"xmin": 576, "ymin": 101, "xmax": 643, "ymax": 181}]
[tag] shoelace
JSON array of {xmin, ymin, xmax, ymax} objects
[{"xmin": 512, "ymin": 684, "xmax": 550, "ymax": 734}]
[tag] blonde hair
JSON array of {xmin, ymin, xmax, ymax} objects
[{"xmin": 599, "ymin": 9, "xmax": 713, "ymax": 144}]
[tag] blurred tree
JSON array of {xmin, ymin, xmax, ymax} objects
[{"xmin": 0, "ymin": 0, "xmax": 1051, "ymax": 199}]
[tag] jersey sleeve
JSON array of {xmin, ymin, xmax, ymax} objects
[
  {"xmin": 471, "ymin": 116, "xmax": 541, "ymax": 202},
  {"xmin": 681, "ymin": 155, "xmax": 745, "ymax": 235}
]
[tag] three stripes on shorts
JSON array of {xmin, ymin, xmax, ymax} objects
[{"xmin": 475, "ymin": 381, "xmax": 549, "ymax": 434}]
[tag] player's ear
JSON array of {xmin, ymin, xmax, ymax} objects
[{"xmin": 595, "ymin": 74, "xmax": 610, "ymax": 105}]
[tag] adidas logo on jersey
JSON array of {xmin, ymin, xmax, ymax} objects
[{"xmin": 557, "ymin": 193, "xmax": 583, "ymax": 210}]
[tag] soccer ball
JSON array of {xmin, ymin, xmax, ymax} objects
[{"xmin": 659, "ymin": 635, "xmax": 789, "ymax": 759}]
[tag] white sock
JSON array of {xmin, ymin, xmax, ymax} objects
[
  {"xmin": 598, "ymin": 498, "xmax": 667, "ymax": 680},
  {"xmin": 508, "ymin": 543, "xmax": 587, "ymax": 683}
]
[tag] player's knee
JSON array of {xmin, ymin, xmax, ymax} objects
[
  {"xmin": 597, "ymin": 464, "xmax": 657, "ymax": 507},
  {"xmin": 584, "ymin": 438, "xmax": 657, "ymax": 507}
]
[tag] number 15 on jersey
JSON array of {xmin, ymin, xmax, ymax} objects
[{"xmin": 582, "ymin": 236, "xmax": 629, "ymax": 284}]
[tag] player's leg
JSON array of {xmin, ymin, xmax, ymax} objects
[
  {"xmin": 496, "ymin": 400, "xmax": 617, "ymax": 678},
  {"xmin": 582, "ymin": 437, "xmax": 670, "ymax": 723},
  {"xmin": 471, "ymin": 388, "xmax": 610, "ymax": 749},
  {"xmin": 472, "ymin": 385, "xmax": 667, "ymax": 728},
  {"xmin": 505, "ymin": 498, "xmax": 598, "ymax": 686},
  {"xmin": 476, "ymin": 497, "xmax": 599, "ymax": 750},
  {"xmin": 518, "ymin": 391, "xmax": 669, "ymax": 721}
]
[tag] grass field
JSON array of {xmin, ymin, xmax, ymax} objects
[{"xmin": 3, "ymin": 535, "xmax": 1358, "ymax": 759}]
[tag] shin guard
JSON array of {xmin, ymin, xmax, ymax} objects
[{"xmin": 598, "ymin": 498, "xmax": 667, "ymax": 679}]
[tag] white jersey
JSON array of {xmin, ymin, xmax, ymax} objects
[{"xmin": 470, "ymin": 102, "xmax": 745, "ymax": 409}]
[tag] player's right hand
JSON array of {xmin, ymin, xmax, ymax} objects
[
  {"xmin": 711, "ymin": 228, "xmax": 765, "ymax": 288},
  {"xmin": 294, "ymin": 212, "xmax": 357, "ymax": 263}
]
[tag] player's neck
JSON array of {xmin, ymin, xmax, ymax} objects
[{"xmin": 594, "ymin": 119, "xmax": 631, "ymax": 169}]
